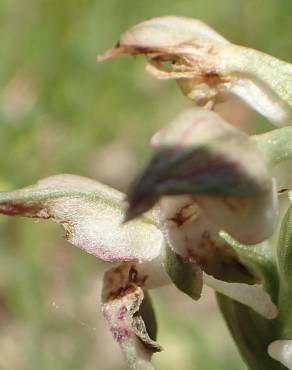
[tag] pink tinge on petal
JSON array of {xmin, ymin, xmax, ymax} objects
[
  {"xmin": 101, "ymin": 263, "xmax": 162, "ymax": 368},
  {"xmin": 158, "ymin": 195, "xmax": 255, "ymax": 283},
  {"xmin": 0, "ymin": 174, "xmax": 163, "ymax": 262}
]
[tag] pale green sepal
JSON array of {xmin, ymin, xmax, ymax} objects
[
  {"xmin": 253, "ymin": 127, "xmax": 292, "ymax": 191},
  {"xmin": 164, "ymin": 246, "xmax": 202, "ymax": 300},
  {"xmin": 220, "ymin": 232, "xmax": 278, "ymax": 294},
  {"xmin": 217, "ymin": 294, "xmax": 282, "ymax": 370},
  {"xmin": 276, "ymin": 204, "xmax": 292, "ymax": 287}
]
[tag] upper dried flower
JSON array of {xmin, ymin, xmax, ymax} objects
[{"xmin": 98, "ymin": 16, "xmax": 292, "ymax": 125}]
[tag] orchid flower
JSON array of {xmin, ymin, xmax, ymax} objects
[
  {"xmin": 97, "ymin": 17, "xmax": 292, "ymax": 368},
  {"xmin": 98, "ymin": 16, "xmax": 292, "ymax": 126},
  {"xmin": 2, "ymin": 14, "xmax": 292, "ymax": 370},
  {"xmin": 1, "ymin": 104, "xmax": 292, "ymax": 368},
  {"xmin": 125, "ymin": 107, "xmax": 292, "ymax": 370}
]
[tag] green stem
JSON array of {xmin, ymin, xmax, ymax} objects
[{"xmin": 217, "ymin": 293, "xmax": 285, "ymax": 370}]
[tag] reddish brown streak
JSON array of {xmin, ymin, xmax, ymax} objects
[
  {"xmin": 167, "ymin": 203, "xmax": 194, "ymax": 227},
  {"xmin": 278, "ymin": 188, "xmax": 288, "ymax": 194},
  {"xmin": 0, "ymin": 203, "xmax": 43, "ymax": 217}
]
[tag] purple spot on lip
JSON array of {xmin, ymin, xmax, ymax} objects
[
  {"xmin": 117, "ymin": 305, "xmax": 127, "ymax": 321},
  {"xmin": 112, "ymin": 327, "xmax": 131, "ymax": 343}
]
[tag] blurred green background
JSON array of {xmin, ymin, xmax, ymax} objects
[{"xmin": 0, "ymin": 1, "xmax": 291, "ymax": 369}]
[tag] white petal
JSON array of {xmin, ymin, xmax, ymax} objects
[
  {"xmin": 268, "ymin": 340, "xmax": 292, "ymax": 369},
  {"xmin": 229, "ymin": 76, "xmax": 291, "ymax": 125},
  {"xmin": 204, "ymin": 274, "xmax": 278, "ymax": 320}
]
